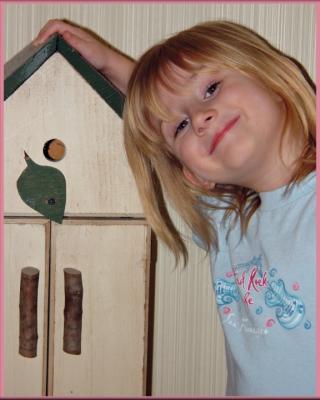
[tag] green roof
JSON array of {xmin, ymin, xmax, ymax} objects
[{"xmin": 4, "ymin": 34, "xmax": 125, "ymax": 118}]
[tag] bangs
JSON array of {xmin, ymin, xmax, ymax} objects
[
  {"xmin": 139, "ymin": 50, "xmax": 221, "ymax": 126},
  {"xmin": 143, "ymin": 60, "xmax": 201, "ymax": 123}
]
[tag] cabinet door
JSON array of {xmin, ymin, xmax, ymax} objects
[
  {"xmin": 48, "ymin": 220, "xmax": 151, "ymax": 396},
  {"xmin": 4, "ymin": 219, "xmax": 50, "ymax": 396}
]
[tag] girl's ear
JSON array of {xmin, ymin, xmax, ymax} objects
[{"xmin": 182, "ymin": 167, "xmax": 215, "ymax": 189}]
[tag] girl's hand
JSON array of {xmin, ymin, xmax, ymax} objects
[
  {"xmin": 33, "ymin": 19, "xmax": 108, "ymax": 71},
  {"xmin": 33, "ymin": 19, "xmax": 135, "ymax": 94}
]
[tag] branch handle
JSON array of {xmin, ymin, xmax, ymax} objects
[
  {"xmin": 19, "ymin": 267, "xmax": 40, "ymax": 358},
  {"xmin": 63, "ymin": 268, "xmax": 83, "ymax": 355}
]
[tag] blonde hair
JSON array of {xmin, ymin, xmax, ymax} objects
[{"xmin": 123, "ymin": 20, "xmax": 316, "ymax": 265}]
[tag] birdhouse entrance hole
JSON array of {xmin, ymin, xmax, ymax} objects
[{"xmin": 43, "ymin": 139, "xmax": 66, "ymax": 162}]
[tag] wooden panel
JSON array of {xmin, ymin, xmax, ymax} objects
[
  {"xmin": 4, "ymin": 219, "xmax": 50, "ymax": 396},
  {"xmin": 4, "ymin": 53, "xmax": 143, "ymax": 217},
  {"xmin": 152, "ymin": 208, "xmax": 227, "ymax": 396},
  {"xmin": 4, "ymin": 3, "xmax": 315, "ymax": 80},
  {"xmin": 49, "ymin": 220, "xmax": 150, "ymax": 396}
]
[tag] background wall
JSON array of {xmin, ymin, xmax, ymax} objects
[{"xmin": 4, "ymin": 2, "xmax": 316, "ymax": 396}]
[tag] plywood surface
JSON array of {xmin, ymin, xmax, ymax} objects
[
  {"xmin": 4, "ymin": 220, "xmax": 50, "ymax": 396},
  {"xmin": 49, "ymin": 221, "xmax": 149, "ymax": 396}
]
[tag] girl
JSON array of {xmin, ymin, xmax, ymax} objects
[{"xmin": 34, "ymin": 19, "xmax": 316, "ymax": 396}]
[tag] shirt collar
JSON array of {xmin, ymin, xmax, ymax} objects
[{"xmin": 258, "ymin": 171, "xmax": 316, "ymax": 211}]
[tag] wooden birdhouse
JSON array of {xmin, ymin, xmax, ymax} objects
[{"xmin": 4, "ymin": 35, "xmax": 153, "ymax": 397}]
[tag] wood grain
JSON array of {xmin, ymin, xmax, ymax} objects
[{"xmin": 19, "ymin": 266, "xmax": 40, "ymax": 358}]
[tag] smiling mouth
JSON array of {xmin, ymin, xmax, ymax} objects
[{"xmin": 210, "ymin": 115, "xmax": 240, "ymax": 154}]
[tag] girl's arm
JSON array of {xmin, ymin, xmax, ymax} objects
[{"xmin": 33, "ymin": 19, "xmax": 135, "ymax": 94}]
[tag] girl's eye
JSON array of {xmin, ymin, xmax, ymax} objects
[
  {"xmin": 175, "ymin": 118, "xmax": 189, "ymax": 137},
  {"xmin": 204, "ymin": 81, "xmax": 221, "ymax": 99}
]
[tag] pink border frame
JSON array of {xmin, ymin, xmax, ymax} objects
[
  {"xmin": 0, "ymin": 0, "xmax": 4, "ymax": 396},
  {"xmin": 0, "ymin": 1, "xmax": 318, "ymax": 398},
  {"xmin": 316, "ymin": 2, "xmax": 320, "ymax": 396}
]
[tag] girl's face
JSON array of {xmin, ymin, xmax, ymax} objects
[{"xmin": 158, "ymin": 65, "xmax": 300, "ymax": 192}]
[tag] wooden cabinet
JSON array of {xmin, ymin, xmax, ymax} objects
[{"xmin": 4, "ymin": 36, "xmax": 152, "ymax": 396}]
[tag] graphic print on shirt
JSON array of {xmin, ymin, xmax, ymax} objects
[
  {"xmin": 265, "ymin": 279, "xmax": 305, "ymax": 329},
  {"xmin": 215, "ymin": 279, "xmax": 240, "ymax": 306},
  {"xmin": 214, "ymin": 255, "xmax": 311, "ymax": 333}
]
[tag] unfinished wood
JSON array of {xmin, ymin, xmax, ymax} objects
[
  {"xmin": 4, "ymin": 53, "xmax": 143, "ymax": 217},
  {"xmin": 4, "ymin": 220, "xmax": 50, "ymax": 396},
  {"xmin": 48, "ymin": 221, "xmax": 150, "ymax": 396}
]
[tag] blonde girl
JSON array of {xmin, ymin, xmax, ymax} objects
[{"xmin": 35, "ymin": 19, "xmax": 316, "ymax": 396}]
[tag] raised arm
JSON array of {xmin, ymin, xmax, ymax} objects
[{"xmin": 33, "ymin": 19, "xmax": 135, "ymax": 94}]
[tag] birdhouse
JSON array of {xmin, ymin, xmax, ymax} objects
[{"xmin": 4, "ymin": 35, "xmax": 152, "ymax": 397}]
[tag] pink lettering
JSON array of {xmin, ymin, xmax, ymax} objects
[
  {"xmin": 247, "ymin": 267, "xmax": 268, "ymax": 293},
  {"xmin": 234, "ymin": 270, "xmax": 246, "ymax": 289},
  {"xmin": 243, "ymin": 291, "xmax": 254, "ymax": 305}
]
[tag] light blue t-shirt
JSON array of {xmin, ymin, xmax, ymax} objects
[{"xmin": 194, "ymin": 172, "xmax": 316, "ymax": 396}]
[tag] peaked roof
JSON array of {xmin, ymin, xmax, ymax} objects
[{"xmin": 4, "ymin": 34, "xmax": 125, "ymax": 118}]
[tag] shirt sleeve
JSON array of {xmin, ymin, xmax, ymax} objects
[
  {"xmin": 192, "ymin": 231, "xmax": 207, "ymax": 250},
  {"xmin": 191, "ymin": 196, "xmax": 229, "ymax": 253}
]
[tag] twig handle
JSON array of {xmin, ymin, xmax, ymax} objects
[
  {"xmin": 19, "ymin": 267, "xmax": 40, "ymax": 358},
  {"xmin": 63, "ymin": 268, "xmax": 83, "ymax": 355}
]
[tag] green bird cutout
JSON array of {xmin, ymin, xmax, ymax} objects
[{"xmin": 17, "ymin": 152, "xmax": 66, "ymax": 223}]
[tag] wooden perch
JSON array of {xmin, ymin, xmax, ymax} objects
[
  {"xmin": 63, "ymin": 268, "xmax": 83, "ymax": 355},
  {"xmin": 19, "ymin": 267, "xmax": 40, "ymax": 358}
]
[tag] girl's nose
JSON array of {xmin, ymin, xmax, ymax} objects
[{"xmin": 193, "ymin": 109, "xmax": 217, "ymax": 136}]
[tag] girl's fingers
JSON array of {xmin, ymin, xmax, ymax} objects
[
  {"xmin": 33, "ymin": 19, "xmax": 90, "ymax": 45},
  {"xmin": 60, "ymin": 31, "xmax": 91, "ymax": 57},
  {"xmin": 32, "ymin": 19, "xmax": 108, "ymax": 72},
  {"xmin": 33, "ymin": 20, "xmax": 63, "ymax": 44}
]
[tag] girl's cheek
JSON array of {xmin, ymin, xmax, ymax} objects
[
  {"xmin": 177, "ymin": 139, "xmax": 192, "ymax": 163},
  {"xmin": 222, "ymin": 81, "xmax": 244, "ymax": 103}
]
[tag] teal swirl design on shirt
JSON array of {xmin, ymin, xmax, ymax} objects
[
  {"xmin": 265, "ymin": 279, "xmax": 305, "ymax": 329},
  {"xmin": 215, "ymin": 279, "xmax": 240, "ymax": 306}
]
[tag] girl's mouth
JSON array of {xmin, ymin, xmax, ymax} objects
[{"xmin": 210, "ymin": 115, "xmax": 240, "ymax": 154}]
